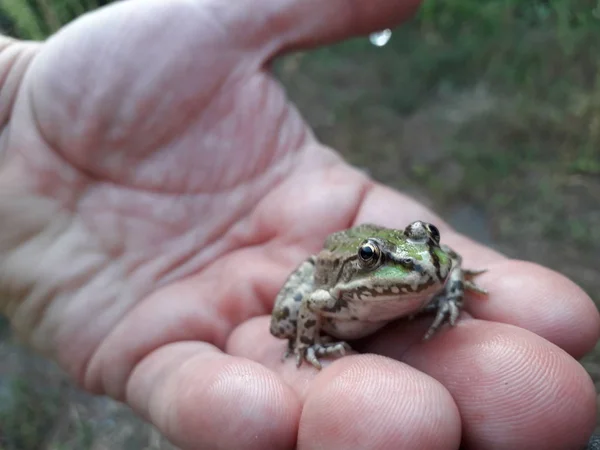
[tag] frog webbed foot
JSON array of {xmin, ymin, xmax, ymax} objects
[{"xmin": 294, "ymin": 340, "xmax": 352, "ymax": 370}]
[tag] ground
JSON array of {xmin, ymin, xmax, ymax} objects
[{"xmin": 1, "ymin": 2, "xmax": 599, "ymax": 449}]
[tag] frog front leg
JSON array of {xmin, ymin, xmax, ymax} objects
[
  {"xmin": 423, "ymin": 247, "xmax": 487, "ymax": 340},
  {"xmin": 295, "ymin": 290, "xmax": 351, "ymax": 369}
]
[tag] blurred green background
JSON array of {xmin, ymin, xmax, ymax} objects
[{"xmin": 0, "ymin": 0, "xmax": 599, "ymax": 448}]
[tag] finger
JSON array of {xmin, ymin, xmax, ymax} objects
[
  {"xmin": 461, "ymin": 259, "xmax": 600, "ymax": 358},
  {"xmin": 232, "ymin": 0, "xmax": 422, "ymax": 56},
  {"xmin": 367, "ymin": 319, "xmax": 597, "ymax": 450},
  {"xmin": 126, "ymin": 341, "xmax": 300, "ymax": 450},
  {"xmin": 229, "ymin": 316, "xmax": 462, "ymax": 449},
  {"xmin": 355, "ymin": 183, "xmax": 600, "ymax": 357},
  {"xmin": 299, "ymin": 356, "xmax": 461, "ymax": 450}
]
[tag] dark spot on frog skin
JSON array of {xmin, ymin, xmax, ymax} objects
[
  {"xmin": 350, "ymin": 315, "xmax": 359, "ymax": 321},
  {"xmin": 300, "ymin": 336, "xmax": 312, "ymax": 345},
  {"xmin": 323, "ymin": 318, "xmax": 335, "ymax": 327},
  {"xmin": 322, "ymin": 297, "xmax": 348, "ymax": 313},
  {"xmin": 305, "ymin": 319, "xmax": 317, "ymax": 328},
  {"xmin": 450, "ymin": 280, "xmax": 464, "ymax": 293},
  {"xmin": 282, "ymin": 307, "xmax": 290, "ymax": 318},
  {"xmin": 293, "ymin": 293, "xmax": 303, "ymax": 302},
  {"xmin": 412, "ymin": 262, "xmax": 424, "ymax": 273}
]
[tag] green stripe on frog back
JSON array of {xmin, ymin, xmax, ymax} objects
[
  {"xmin": 433, "ymin": 247, "xmax": 450, "ymax": 266},
  {"xmin": 325, "ymin": 225, "xmax": 405, "ymax": 252}
]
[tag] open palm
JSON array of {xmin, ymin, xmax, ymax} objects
[{"xmin": 1, "ymin": 1, "xmax": 598, "ymax": 449}]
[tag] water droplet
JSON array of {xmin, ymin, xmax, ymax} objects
[{"xmin": 369, "ymin": 29, "xmax": 392, "ymax": 47}]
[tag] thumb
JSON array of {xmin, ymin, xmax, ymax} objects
[{"xmin": 221, "ymin": 0, "xmax": 422, "ymax": 56}]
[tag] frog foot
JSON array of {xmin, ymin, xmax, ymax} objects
[
  {"xmin": 294, "ymin": 341, "xmax": 352, "ymax": 370},
  {"xmin": 423, "ymin": 294, "xmax": 461, "ymax": 341},
  {"xmin": 464, "ymin": 269, "xmax": 489, "ymax": 295}
]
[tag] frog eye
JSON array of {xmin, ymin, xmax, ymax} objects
[
  {"xmin": 358, "ymin": 240, "xmax": 381, "ymax": 265},
  {"xmin": 426, "ymin": 224, "xmax": 441, "ymax": 243}
]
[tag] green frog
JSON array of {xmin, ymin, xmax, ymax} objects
[{"xmin": 269, "ymin": 221, "xmax": 487, "ymax": 369}]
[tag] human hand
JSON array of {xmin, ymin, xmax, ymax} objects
[{"xmin": 0, "ymin": 0, "xmax": 598, "ymax": 448}]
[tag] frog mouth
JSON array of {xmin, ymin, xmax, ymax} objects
[{"xmin": 336, "ymin": 277, "xmax": 438, "ymax": 299}]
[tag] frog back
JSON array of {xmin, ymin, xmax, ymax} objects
[{"xmin": 324, "ymin": 223, "xmax": 391, "ymax": 251}]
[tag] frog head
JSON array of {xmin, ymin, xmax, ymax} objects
[{"xmin": 331, "ymin": 221, "xmax": 452, "ymax": 300}]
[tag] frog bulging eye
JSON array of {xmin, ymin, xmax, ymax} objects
[
  {"xmin": 405, "ymin": 221, "xmax": 441, "ymax": 244},
  {"xmin": 426, "ymin": 224, "xmax": 441, "ymax": 243},
  {"xmin": 404, "ymin": 221, "xmax": 429, "ymax": 241},
  {"xmin": 358, "ymin": 240, "xmax": 381, "ymax": 265}
]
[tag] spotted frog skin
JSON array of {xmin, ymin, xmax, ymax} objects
[{"xmin": 269, "ymin": 221, "xmax": 487, "ymax": 369}]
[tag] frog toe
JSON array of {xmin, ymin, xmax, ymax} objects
[
  {"xmin": 292, "ymin": 345, "xmax": 323, "ymax": 369},
  {"xmin": 465, "ymin": 279, "xmax": 488, "ymax": 295},
  {"xmin": 423, "ymin": 297, "xmax": 461, "ymax": 340},
  {"xmin": 315, "ymin": 341, "xmax": 352, "ymax": 358},
  {"xmin": 294, "ymin": 342, "xmax": 352, "ymax": 369},
  {"xmin": 305, "ymin": 347, "xmax": 323, "ymax": 370},
  {"xmin": 464, "ymin": 268, "xmax": 487, "ymax": 277}
]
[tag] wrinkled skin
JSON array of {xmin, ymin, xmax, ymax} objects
[{"xmin": 0, "ymin": 1, "xmax": 598, "ymax": 449}]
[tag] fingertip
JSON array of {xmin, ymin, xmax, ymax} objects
[
  {"xmin": 255, "ymin": 0, "xmax": 422, "ymax": 55},
  {"xmin": 300, "ymin": 355, "xmax": 461, "ymax": 449},
  {"xmin": 468, "ymin": 260, "xmax": 600, "ymax": 358},
  {"xmin": 173, "ymin": 357, "xmax": 300, "ymax": 449},
  {"xmin": 127, "ymin": 343, "xmax": 300, "ymax": 450},
  {"xmin": 402, "ymin": 321, "xmax": 597, "ymax": 450}
]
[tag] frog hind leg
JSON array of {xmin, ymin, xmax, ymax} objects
[
  {"xmin": 295, "ymin": 289, "xmax": 352, "ymax": 370},
  {"xmin": 270, "ymin": 257, "xmax": 316, "ymax": 361}
]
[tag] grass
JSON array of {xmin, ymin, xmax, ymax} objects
[
  {"xmin": 0, "ymin": 375, "xmax": 96, "ymax": 450},
  {"xmin": 0, "ymin": 378, "xmax": 61, "ymax": 450},
  {"xmin": 0, "ymin": 0, "xmax": 111, "ymax": 38},
  {"xmin": 0, "ymin": 315, "xmax": 8, "ymax": 340},
  {"xmin": 276, "ymin": 0, "xmax": 600, "ymax": 252}
]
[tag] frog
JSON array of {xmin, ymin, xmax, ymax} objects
[{"xmin": 269, "ymin": 220, "xmax": 487, "ymax": 369}]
